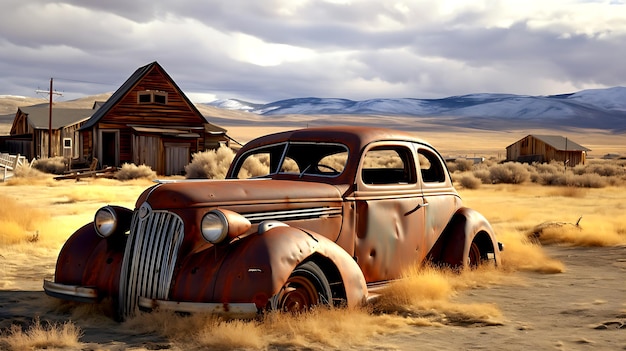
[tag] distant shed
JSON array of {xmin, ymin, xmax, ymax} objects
[{"xmin": 506, "ymin": 135, "xmax": 590, "ymax": 166}]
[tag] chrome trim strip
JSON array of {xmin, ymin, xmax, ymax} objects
[
  {"xmin": 137, "ymin": 297, "xmax": 258, "ymax": 318},
  {"xmin": 43, "ymin": 280, "xmax": 98, "ymax": 302},
  {"xmin": 243, "ymin": 206, "xmax": 342, "ymax": 222}
]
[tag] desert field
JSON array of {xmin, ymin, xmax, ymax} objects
[{"xmin": 0, "ymin": 121, "xmax": 625, "ymax": 350}]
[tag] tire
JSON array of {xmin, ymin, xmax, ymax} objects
[{"xmin": 269, "ymin": 261, "xmax": 332, "ymax": 313}]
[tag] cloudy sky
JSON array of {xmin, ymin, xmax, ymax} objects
[{"xmin": 1, "ymin": 0, "xmax": 625, "ymax": 103}]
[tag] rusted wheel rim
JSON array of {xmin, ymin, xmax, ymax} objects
[
  {"xmin": 468, "ymin": 241, "xmax": 481, "ymax": 267},
  {"xmin": 277, "ymin": 275, "xmax": 320, "ymax": 312}
]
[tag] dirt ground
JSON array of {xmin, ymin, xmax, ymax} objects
[
  {"xmin": 384, "ymin": 245, "xmax": 626, "ymax": 350},
  {"xmin": 0, "ymin": 245, "xmax": 624, "ymax": 350}
]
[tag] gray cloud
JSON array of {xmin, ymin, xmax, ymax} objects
[{"xmin": 1, "ymin": 0, "xmax": 625, "ymax": 103}]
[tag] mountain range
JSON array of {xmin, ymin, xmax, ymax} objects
[
  {"xmin": 206, "ymin": 86, "xmax": 626, "ymax": 133},
  {"xmin": 2, "ymin": 87, "xmax": 626, "ymax": 134}
]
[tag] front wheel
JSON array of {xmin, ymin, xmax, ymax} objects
[{"xmin": 269, "ymin": 261, "xmax": 332, "ymax": 313}]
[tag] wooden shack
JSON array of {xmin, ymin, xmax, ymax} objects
[
  {"xmin": 506, "ymin": 135, "xmax": 590, "ymax": 166},
  {"xmin": 7, "ymin": 107, "xmax": 93, "ymax": 160},
  {"xmin": 79, "ymin": 61, "xmax": 228, "ymax": 175}
]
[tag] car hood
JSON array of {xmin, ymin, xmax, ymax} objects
[{"xmin": 136, "ymin": 179, "xmax": 345, "ymax": 210}]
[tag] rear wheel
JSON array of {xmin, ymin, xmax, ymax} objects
[{"xmin": 269, "ymin": 261, "xmax": 332, "ymax": 313}]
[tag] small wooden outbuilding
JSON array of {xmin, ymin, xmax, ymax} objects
[
  {"xmin": 79, "ymin": 61, "xmax": 228, "ymax": 175},
  {"xmin": 6, "ymin": 106, "xmax": 93, "ymax": 160},
  {"xmin": 506, "ymin": 135, "xmax": 590, "ymax": 166}
]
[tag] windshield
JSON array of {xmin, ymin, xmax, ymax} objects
[{"xmin": 232, "ymin": 142, "xmax": 348, "ymax": 179}]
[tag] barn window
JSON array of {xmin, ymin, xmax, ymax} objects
[{"xmin": 137, "ymin": 90, "xmax": 168, "ymax": 104}]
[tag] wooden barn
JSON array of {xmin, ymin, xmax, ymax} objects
[
  {"xmin": 506, "ymin": 135, "xmax": 590, "ymax": 166},
  {"xmin": 79, "ymin": 61, "xmax": 228, "ymax": 175},
  {"xmin": 5, "ymin": 106, "xmax": 93, "ymax": 160}
]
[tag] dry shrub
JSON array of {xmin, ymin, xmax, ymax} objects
[
  {"xmin": 459, "ymin": 174, "xmax": 481, "ymax": 189},
  {"xmin": 531, "ymin": 218, "xmax": 626, "ymax": 247},
  {"xmin": 318, "ymin": 153, "xmax": 348, "ymax": 173},
  {"xmin": 472, "ymin": 169, "xmax": 491, "ymax": 184},
  {"xmin": 0, "ymin": 195, "xmax": 48, "ymax": 246},
  {"xmin": 447, "ymin": 159, "xmax": 474, "ymax": 173},
  {"xmin": 32, "ymin": 157, "xmax": 67, "ymax": 175},
  {"xmin": 582, "ymin": 162, "xmax": 625, "ymax": 177},
  {"xmin": 364, "ymin": 150, "xmax": 404, "ymax": 168},
  {"xmin": 568, "ymin": 173, "xmax": 607, "ymax": 188},
  {"xmin": 535, "ymin": 172, "xmax": 607, "ymax": 188},
  {"xmin": 489, "ymin": 162, "xmax": 530, "ymax": 184},
  {"xmin": 532, "ymin": 172, "xmax": 566, "ymax": 186},
  {"xmin": 115, "ymin": 163, "xmax": 157, "ymax": 181},
  {"xmin": 533, "ymin": 162, "xmax": 561, "ymax": 175},
  {"xmin": 235, "ymin": 153, "xmax": 271, "ymax": 178},
  {"xmin": 185, "ymin": 147, "xmax": 236, "ymax": 179},
  {"xmin": 0, "ymin": 318, "xmax": 82, "ymax": 350}
]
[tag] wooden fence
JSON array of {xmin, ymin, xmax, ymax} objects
[{"xmin": 0, "ymin": 153, "xmax": 28, "ymax": 182}]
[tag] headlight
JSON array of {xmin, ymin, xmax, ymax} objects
[
  {"xmin": 94, "ymin": 205, "xmax": 133, "ymax": 238},
  {"xmin": 95, "ymin": 206, "xmax": 118, "ymax": 238},
  {"xmin": 201, "ymin": 211, "xmax": 228, "ymax": 244},
  {"xmin": 201, "ymin": 209, "xmax": 251, "ymax": 244}
]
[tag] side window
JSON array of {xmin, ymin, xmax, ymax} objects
[
  {"xmin": 418, "ymin": 148, "xmax": 446, "ymax": 183},
  {"xmin": 361, "ymin": 146, "xmax": 416, "ymax": 185}
]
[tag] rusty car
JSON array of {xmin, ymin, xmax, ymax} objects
[{"xmin": 44, "ymin": 126, "xmax": 502, "ymax": 320}]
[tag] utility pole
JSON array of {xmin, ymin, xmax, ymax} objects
[{"xmin": 36, "ymin": 78, "xmax": 63, "ymax": 158}]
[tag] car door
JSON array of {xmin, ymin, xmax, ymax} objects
[
  {"xmin": 352, "ymin": 142, "xmax": 426, "ymax": 283},
  {"xmin": 415, "ymin": 145, "xmax": 462, "ymax": 256}
]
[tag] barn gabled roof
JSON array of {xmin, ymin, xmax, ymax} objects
[
  {"xmin": 14, "ymin": 106, "xmax": 93, "ymax": 130},
  {"xmin": 508, "ymin": 134, "xmax": 590, "ymax": 151},
  {"xmin": 532, "ymin": 135, "xmax": 590, "ymax": 151},
  {"xmin": 80, "ymin": 61, "xmax": 225, "ymax": 133}
]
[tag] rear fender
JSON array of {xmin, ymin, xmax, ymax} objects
[
  {"xmin": 171, "ymin": 224, "xmax": 367, "ymax": 309},
  {"xmin": 427, "ymin": 207, "xmax": 501, "ymax": 268}
]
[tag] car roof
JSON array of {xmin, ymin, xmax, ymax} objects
[{"xmin": 239, "ymin": 126, "xmax": 432, "ymax": 153}]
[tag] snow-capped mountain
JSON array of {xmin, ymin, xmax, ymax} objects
[{"xmin": 205, "ymin": 87, "xmax": 626, "ymax": 132}]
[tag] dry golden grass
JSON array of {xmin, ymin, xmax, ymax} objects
[
  {"xmin": 370, "ymin": 264, "xmax": 505, "ymax": 326},
  {"xmin": 0, "ymin": 195, "xmax": 48, "ymax": 246},
  {"xmin": 122, "ymin": 308, "xmax": 411, "ymax": 350},
  {"xmin": 0, "ymin": 318, "xmax": 82, "ymax": 351}
]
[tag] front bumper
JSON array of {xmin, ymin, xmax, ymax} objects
[
  {"xmin": 137, "ymin": 297, "xmax": 259, "ymax": 319},
  {"xmin": 43, "ymin": 280, "xmax": 99, "ymax": 304},
  {"xmin": 43, "ymin": 280, "xmax": 260, "ymax": 319}
]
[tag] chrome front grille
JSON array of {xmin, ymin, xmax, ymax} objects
[{"xmin": 119, "ymin": 208, "xmax": 184, "ymax": 317}]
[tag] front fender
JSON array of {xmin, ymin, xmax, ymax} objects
[
  {"xmin": 170, "ymin": 224, "xmax": 367, "ymax": 309},
  {"xmin": 53, "ymin": 221, "xmax": 128, "ymax": 300},
  {"xmin": 427, "ymin": 207, "xmax": 501, "ymax": 268}
]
